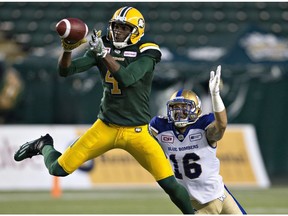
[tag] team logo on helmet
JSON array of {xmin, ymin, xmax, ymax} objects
[{"xmin": 138, "ymin": 18, "xmax": 145, "ymax": 28}]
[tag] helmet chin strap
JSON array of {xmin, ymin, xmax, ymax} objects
[
  {"xmin": 174, "ymin": 122, "xmax": 188, "ymax": 128},
  {"xmin": 112, "ymin": 33, "xmax": 132, "ymax": 49},
  {"xmin": 174, "ymin": 121, "xmax": 193, "ymax": 128},
  {"xmin": 174, "ymin": 116, "xmax": 199, "ymax": 128}
]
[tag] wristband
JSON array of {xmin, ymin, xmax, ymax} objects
[
  {"xmin": 101, "ymin": 49, "xmax": 108, "ymax": 58},
  {"xmin": 211, "ymin": 93, "xmax": 225, "ymax": 112}
]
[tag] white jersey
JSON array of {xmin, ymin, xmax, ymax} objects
[{"xmin": 149, "ymin": 113, "xmax": 224, "ymax": 204}]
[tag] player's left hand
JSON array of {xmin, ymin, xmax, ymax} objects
[
  {"xmin": 61, "ymin": 38, "xmax": 87, "ymax": 52},
  {"xmin": 209, "ymin": 65, "xmax": 221, "ymax": 96},
  {"xmin": 89, "ymin": 29, "xmax": 108, "ymax": 58}
]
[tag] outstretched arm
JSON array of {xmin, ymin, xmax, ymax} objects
[
  {"xmin": 206, "ymin": 65, "xmax": 228, "ymax": 147},
  {"xmin": 58, "ymin": 38, "xmax": 87, "ymax": 68}
]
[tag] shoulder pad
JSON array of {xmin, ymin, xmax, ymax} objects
[
  {"xmin": 195, "ymin": 113, "xmax": 215, "ymax": 130},
  {"xmin": 150, "ymin": 115, "xmax": 173, "ymax": 134},
  {"xmin": 157, "ymin": 115, "xmax": 167, "ymax": 119},
  {"xmin": 138, "ymin": 41, "xmax": 162, "ymax": 62},
  {"xmin": 201, "ymin": 113, "xmax": 215, "ymax": 122}
]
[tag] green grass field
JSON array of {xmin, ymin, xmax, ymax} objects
[{"xmin": 0, "ymin": 186, "xmax": 288, "ymax": 214}]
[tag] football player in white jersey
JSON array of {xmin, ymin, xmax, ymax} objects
[{"xmin": 149, "ymin": 65, "xmax": 247, "ymax": 214}]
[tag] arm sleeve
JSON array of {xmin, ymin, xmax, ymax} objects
[
  {"xmin": 112, "ymin": 56, "xmax": 155, "ymax": 87},
  {"xmin": 58, "ymin": 51, "xmax": 98, "ymax": 77}
]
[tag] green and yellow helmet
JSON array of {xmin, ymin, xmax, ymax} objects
[
  {"xmin": 167, "ymin": 89, "xmax": 202, "ymax": 128},
  {"xmin": 108, "ymin": 6, "xmax": 145, "ymax": 49}
]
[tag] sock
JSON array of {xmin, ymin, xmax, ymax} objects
[
  {"xmin": 157, "ymin": 176, "xmax": 195, "ymax": 214},
  {"xmin": 42, "ymin": 145, "xmax": 69, "ymax": 177}
]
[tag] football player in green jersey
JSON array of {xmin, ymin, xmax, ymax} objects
[{"xmin": 14, "ymin": 6, "xmax": 194, "ymax": 214}]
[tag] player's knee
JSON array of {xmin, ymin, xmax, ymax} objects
[
  {"xmin": 49, "ymin": 161, "xmax": 69, "ymax": 177},
  {"xmin": 157, "ymin": 175, "xmax": 179, "ymax": 194}
]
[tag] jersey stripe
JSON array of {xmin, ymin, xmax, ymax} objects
[{"xmin": 139, "ymin": 43, "xmax": 161, "ymax": 53}]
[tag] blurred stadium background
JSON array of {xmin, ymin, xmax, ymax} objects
[{"xmin": 1, "ymin": 1, "xmax": 288, "ymax": 214}]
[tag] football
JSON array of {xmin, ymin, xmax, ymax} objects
[{"xmin": 55, "ymin": 18, "xmax": 89, "ymax": 43}]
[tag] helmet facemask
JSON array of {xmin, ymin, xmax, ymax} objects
[
  {"xmin": 108, "ymin": 22, "xmax": 135, "ymax": 49},
  {"xmin": 167, "ymin": 90, "xmax": 202, "ymax": 128}
]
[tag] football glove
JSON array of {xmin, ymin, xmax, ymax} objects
[
  {"xmin": 89, "ymin": 29, "xmax": 108, "ymax": 58},
  {"xmin": 209, "ymin": 65, "xmax": 225, "ymax": 112},
  {"xmin": 209, "ymin": 65, "xmax": 221, "ymax": 96},
  {"xmin": 61, "ymin": 38, "xmax": 87, "ymax": 52}
]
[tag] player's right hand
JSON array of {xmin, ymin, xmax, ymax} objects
[
  {"xmin": 61, "ymin": 38, "xmax": 87, "ymax": 52},
  {"xmin": 89, "ymin": 29, "xmax": 108, "ymax": 58}
]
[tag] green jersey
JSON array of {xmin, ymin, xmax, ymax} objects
[{"xmin": 58, "ymin": 37, "xmax": 161, "ymax": 126}]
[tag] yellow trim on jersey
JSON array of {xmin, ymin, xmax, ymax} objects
[{"xmin": 139, "ymin": 43, "xmax": 160, "ymax": 53}]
